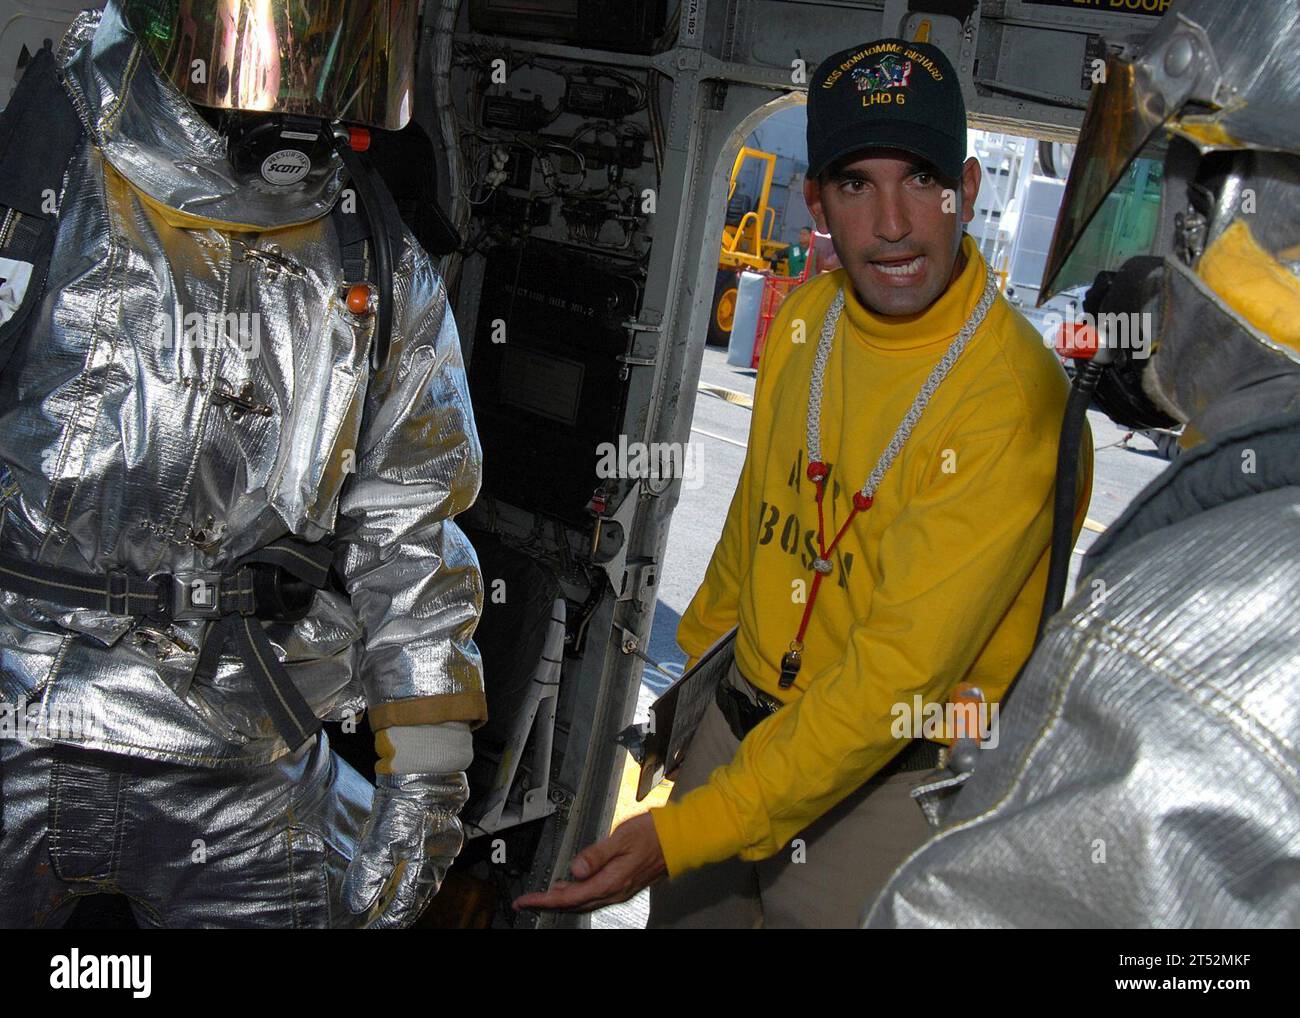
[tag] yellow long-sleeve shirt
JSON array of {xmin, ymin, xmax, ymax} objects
[{"xmin": 652, "ymin": 237, "xmax": 1093, "ymax": 877}]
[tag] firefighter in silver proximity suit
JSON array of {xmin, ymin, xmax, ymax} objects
[
  {"xmin": 865, "ymin": 0, "xmax": 1300, "ymax": 929},
  {"xmin": 0, "ymin": 0, "xmax": 485, "ymax": 928}
]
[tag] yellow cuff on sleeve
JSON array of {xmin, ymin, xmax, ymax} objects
[
  {"xmin": 368, "ymin": 691, "xmax": 488, "ymax": 731},
  {"xmin": 650, "ymin": 780, "xmax": 747, "ymax": 878}
]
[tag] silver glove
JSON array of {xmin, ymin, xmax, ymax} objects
[{"xmin": 342, "ymin": 770, "xmax": 468, "ymax": 929}]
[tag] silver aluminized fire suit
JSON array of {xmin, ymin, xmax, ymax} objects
[
  {"xmin": 0, "ymin": 5, "xmax": 485, "ymax": 927},
  {"xmin": 866, "ymin": 0, "xmax": 1300, "ymax": 928},
  {"xmin": 864, "ymin": 409, "xmax": 1300, "ymax": 928}
]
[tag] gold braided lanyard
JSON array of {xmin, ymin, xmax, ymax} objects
[{"xmin": 778, "ymin": 268, "xmax": 998, "ymax": 688}]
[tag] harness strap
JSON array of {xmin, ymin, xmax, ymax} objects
[
  {"xmin": 0, "ymin": 536, "xmax": 333, "ymax": 750},
  {"xmin": 191, "ymin": 614, "xmax": 321, "ymax": 751},
  {"xmin": 240, "ymin": 535, "xmax": 334, "ymax": 587},
  {"xmin": 0, "ymin": 553, "xmax": 161, "ymax": 615}
]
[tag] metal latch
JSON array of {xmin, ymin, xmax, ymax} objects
[
  {"xmin": 619, "ymin": 559, "xmax": 658, "ymax": 604},
  {"xmin": 155, "ymin": 570, "xmax": 224, "ymax": 621},
  {"xmin": 210, "ymin": 380, "xmax": 273, "ymax": 418}
]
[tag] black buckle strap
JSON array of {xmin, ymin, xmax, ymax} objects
[
  {"xmin": 191, "ymin": 614, "xmax": 321, "ymax": 752},
  {"xmin": 0, "ymin": 538, "xmax": 333, "ymax": 750},
  {"xmin": 136, "ymin": 567, "xmax": 260, "ymax": 621},
  {"xmin": 239, "ymin": 537, "xmax": 334, "ymax": 588},
  {"xmin": 105, "ymin": 570, "xmax": 131, "ymax": 615},
  {"xmin": 0, "ymin": 554, "xmax": 162, "ymax": 616}
]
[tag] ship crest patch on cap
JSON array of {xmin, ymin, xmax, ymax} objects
[
  {"xmin": 853, "ymin": 55, "xmax": 913, "ymax": 93},
  {"xmin": 807, "ymin": 39, "xmax": 966, "ymax": 180}
]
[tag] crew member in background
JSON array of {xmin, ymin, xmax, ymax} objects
[
  {"xmin": 786, "ymin": 225, "xmax": 813, "ymax": 277},
  {"xmin": 515, "ymin": 38, "xmax": 1092, "ymax": 927}
]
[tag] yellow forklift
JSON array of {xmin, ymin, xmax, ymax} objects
[{"xmin": 708, "ymin": 146, "xmax": 790, "ymax": 344}]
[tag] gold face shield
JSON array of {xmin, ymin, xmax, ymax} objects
[
  {"xmin": 122, "ymin": 0, "xmax": 419, "ymax": 130},
  {"xmin": 1039, "ymin": 54, "xmax": 1172, "ymax": 301},
  {"xmin": 1039, "ymin": 14, "xmax": 1230, "ymax": 302}
]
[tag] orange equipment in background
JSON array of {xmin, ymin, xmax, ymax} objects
[{"xmin": 750, "ymin": 249, "xmax": 814, "ymax": 367}]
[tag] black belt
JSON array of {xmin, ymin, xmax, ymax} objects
[
  {"xmin": 0, "ymin": 537, "xmax": 333, "ymax": 750},
  {"xmin": 714, "ymin": 674, "xmax": 783, "ymax": 741},
  {"xmin": 714, "ymin": 676, "xmax": 943, "ymax": 775}
]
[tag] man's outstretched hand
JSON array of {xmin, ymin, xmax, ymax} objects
[{"xmin": 512, "ymin": 813, "xmax": 667, "ymax": 913}]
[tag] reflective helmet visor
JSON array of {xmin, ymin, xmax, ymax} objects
[
  {"xmin": 1040, "ymin": 53, "xmax": 1172, "ymax": 301},
  {"xmin": 123, "ymin": 0, "xmax": 418, "ymax": 130}
]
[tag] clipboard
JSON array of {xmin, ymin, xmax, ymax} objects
[{"xmin": 621, "ymin": 627, "xmax": 736, "ymax": 802}]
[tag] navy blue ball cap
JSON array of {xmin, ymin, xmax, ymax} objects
[{"xmin": 807, "ymin": 39, "xmax": 966, "ymax": 181}]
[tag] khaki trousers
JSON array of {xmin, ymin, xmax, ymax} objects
[{"xmin": 647, "ymin": 662, "xmax": 935, "ymax": 929}]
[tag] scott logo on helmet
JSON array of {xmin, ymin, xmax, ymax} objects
[{"xmin": 260, "ymin": 149, "xmax": 311, "ymax": 185}]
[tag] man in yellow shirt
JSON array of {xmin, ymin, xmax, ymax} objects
[{"xmin": 515, "ymin": 38, "xmax": 1092, "ymax": 926}]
